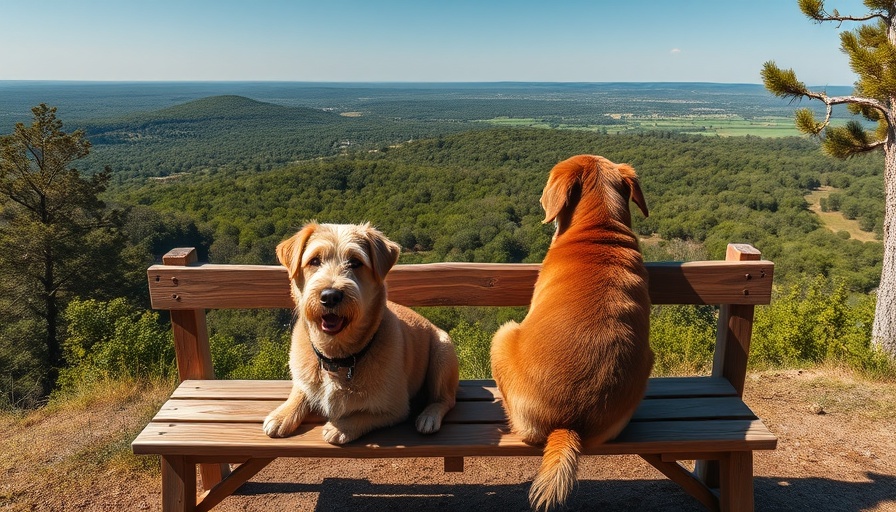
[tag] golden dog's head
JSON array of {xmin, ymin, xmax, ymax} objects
[
  {"xmin": 540, "ymin": 154, "xmax": 648, "ymax": 239},
  {"xmin": 277, "ymin": 222, "xmax": 400, "ymax": 353}
]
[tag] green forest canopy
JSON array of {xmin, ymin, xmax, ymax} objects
[{"xmin": 114, "ymin": 127, "xmax": 885, "ymax": 293}]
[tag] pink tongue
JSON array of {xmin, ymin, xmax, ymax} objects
[{"xmin": 321, "ymin": 314, "xmax": 344, "ymax": 334}]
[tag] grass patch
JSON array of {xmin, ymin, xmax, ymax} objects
[
  {"xmin": 0, "ymin": 377, "xmax": 173, "ymax": 509},
  {"xmin": 479, "ymin": 115, "xmax": 857, "ymax": 138},
  {"xmin": 805, "ymin": 186, "xmax": 878, "ymax": 242}
]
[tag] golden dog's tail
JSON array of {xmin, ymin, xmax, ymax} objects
[{"xmin": 529, "ymin": 428, "xmax": 581, "ymax": 512}]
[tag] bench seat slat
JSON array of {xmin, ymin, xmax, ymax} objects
[
  {"xmin": 152, "ymin": 396, "xmax": 756, "ymax": 425},
  {"xmin": 133, "ymin": 418, "xmax": 776, "ymax": 459},
  {"xmin": 169, "ymin": 377, "xmax": 738, "ymax": 401}
]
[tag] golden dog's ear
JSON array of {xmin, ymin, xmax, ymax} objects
[
  {"xmin": 540, "ymin": 158, "xmax": 584, "ymax": 224},
  {"xmin": 618, "ymin": 164, "xmax": 649, "ymax": 218},
  {"xmin": 277, "ymin": 223, "xmax": 318, "ymax": 280},
  {"xmin": 364, "ymin": 225, "xmax": 401, "ymax": 281}
]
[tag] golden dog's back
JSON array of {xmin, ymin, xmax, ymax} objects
[
  {"xmin": 496, "ymin": 237, "xmax": 652, "ymax": 437},
  {"xmin": 491, "ymin": 154, "xmax": 654, "ymax": 511}
]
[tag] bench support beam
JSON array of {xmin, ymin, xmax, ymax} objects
[
  {"xmin": 163, "ymin": 248, "xmax": 231, "ymax": 492},
  {"xmin": 697, "ymin": 244, "xmax": 762, "ymax": 490},
  {"xmin": 641, "ymin": 455, "xmax": 720, "ymax": 512},
  {"xmin": 196, "ymin": 458, "xmax": 275, "ymax": 512}
]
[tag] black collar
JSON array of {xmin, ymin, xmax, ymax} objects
[{"xmin": 310, "ymin": 338, "xmax": 374, "ymax": 380}]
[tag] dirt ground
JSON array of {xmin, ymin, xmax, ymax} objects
[{"xmin": 3, "ymin": 368, "xmax": 896, "ymax": 511}]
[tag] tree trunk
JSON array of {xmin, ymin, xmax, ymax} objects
[
  {"xmin": 43, "ymin": 246, "xmax": 60, "ymax": 393},
  {"xmin": 872, "ymin": 136, "xmax": 896, "ymax": 357}
]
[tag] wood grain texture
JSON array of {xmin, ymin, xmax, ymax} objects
[
  {"xmin": 167, "ymin": 377, "xmax": 738, "ymax": 401},
  {"xmin": 134, "ymin": 377, "xmax": 776, "ymax": 460},
  {"xmin": 138, "ymin": 244, "xmax": 778, "ymax": 512},
  {"xmin": 150, "ymin": 395, "xmax": 755, "ymax": 425},
  {"xmin": 134, "ymin": 419, "xmax": 776, "ymax": 459},
  {"xmin": 147, "ymin": 260, "xmax": 774, "ymax": 310}
]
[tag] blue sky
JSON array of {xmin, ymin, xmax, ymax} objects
[{"xmin": 0, "ymin": 0, "xmax": 872, "ymax": 84}]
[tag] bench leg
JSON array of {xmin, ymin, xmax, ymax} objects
[
  {"xmin": 198, "ymin": 463, "xmax": 230, "ymax": 492},
  {"xmin": 162, "ymin": 456, "xmax": 196, "ymax": 512},
  {"xmin": 719, "ymin": 451, "xmax": 754, "ymax": 512},
  {"xmin": 444, "ymin": 457, "xmax": 464, "ymax": 472}
]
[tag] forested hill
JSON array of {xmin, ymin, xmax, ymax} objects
[
  {"xmin": 116, "ymin": 127, "xmax": 884, "ymax": 292},
  {"xmin": 139, "ymin": 95, "xmax": 337, "ymax": 122},
  {"xmin": 79, "ymin": 95, "xmax": 477, "ymax": 180}
]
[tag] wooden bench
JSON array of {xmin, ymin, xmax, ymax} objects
[{"xmin": 133, "ymin": 243, "xmax": 777, "ymax": 512}]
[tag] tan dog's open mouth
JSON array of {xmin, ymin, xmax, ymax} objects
[{"xmin": 321, "ymin": 314, "xmax": 346, "ymax": 335}]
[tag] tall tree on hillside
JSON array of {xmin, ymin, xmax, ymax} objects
[
  {"xmin": 0, "ymin": 104, "xmax": 125, "ymax": 396},
  {"xmin": 762, "ymin": 0, "xmax": 896, "ymax": 359}
]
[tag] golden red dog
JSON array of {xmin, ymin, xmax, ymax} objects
[{"xmin": 491, "ymin": 155, "xmax": 654, "ymax": 511}]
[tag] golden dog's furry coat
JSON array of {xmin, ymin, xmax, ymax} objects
[
  {"xmin": 491, "ymin": 155, "xmax": 654, "ymax": 511},
  {"xmin": 264, "ymin": 223, "xmax": 458, "ymax": 444}
]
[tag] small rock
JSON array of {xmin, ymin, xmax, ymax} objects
[{"xmin": 809, "ymin": 403, "xmax": 825, "ymax": 415}]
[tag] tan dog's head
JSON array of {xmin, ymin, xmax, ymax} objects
[
  {"xmin": 277, "ymin": 222, "xmax": 400, "ymax": 353},
  {"xmin": 540, "ymin": 154, "xmax": 648, "ymax": 239}
]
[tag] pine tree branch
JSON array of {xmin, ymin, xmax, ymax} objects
[{"xmin": 799, "ymin": 0, "xmax": 887, "ymax": 24}]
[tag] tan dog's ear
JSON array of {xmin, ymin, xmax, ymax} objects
[
  {"xmin": 363, "ymin": 225, "xmax": 401, "ymax": 281},
  {"xmin": 540, "ymin": 158, "xmax": 584, "ymax": 224},
  {"xmin": 277, "ymin": 223, "xmax": 318, "ymax": 280}
]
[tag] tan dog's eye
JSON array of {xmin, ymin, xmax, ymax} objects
[
  {"xmin": 346, "ymin": 258, "xmax": 363, "ymax": 269},
  {"xmin": 308, "ymin": 257, "xmax": 322, "ymax": 267}
]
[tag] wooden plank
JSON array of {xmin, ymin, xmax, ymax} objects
[
  {"xmin": 147, "ymin": 260, "xmax": 774, "ymax": 310},
  {"xmin": 133, "ymin": 419, "xmax": 777, "ymax": 459},
  {"xmin": 169, "ymin": 379, "xmax": 499, "ymax": 401},
  {"xmin": 152, "ymin": 396, "xmax": 755, "ymax": 425},
  {"xmin": 645, "ymin": 377, "xmax": 737, "ymax": 398},
  {"xmin": 169, "ymin": 377, "xmax": 738, "ymax": 401},
  {"xmin": 171, "ymin": 380, "xmax": 292, "ymax": 400}
]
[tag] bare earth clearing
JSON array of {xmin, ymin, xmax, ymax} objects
[
  {"xmin": 804, "ymin": 187, "xmax": 879, "ymax": 243},
  {"xmin": 2, "ymin": 368, "xmax": 895, "ymax": 511}
]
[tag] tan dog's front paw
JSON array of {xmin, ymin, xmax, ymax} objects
[
  {"xmin": 415, "ymin": 402, "xmax": 450, "ymax": 434},
  {"xmin": 322, "ymin": 421, "xmax": 359, "ymax": 445},
  {"xmin": 415, "ymin": 411, "xmax": 442, "ymax": 434},
  {"xmin": 263, "ymin": 404, "xmax": 304, "ymax": 438}
]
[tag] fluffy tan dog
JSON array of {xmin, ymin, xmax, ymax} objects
[
  {"xmin": 264, "ymin": 222, "xmax": 459, "ymax": 444},
  {"xmin": 491, "ymin": 155, "xmax": 654, "ymax": 511}
]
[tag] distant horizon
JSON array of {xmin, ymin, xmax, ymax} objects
[{"xmin": 0, "ymin": 79, "xmax": 855, "ymax": 88}]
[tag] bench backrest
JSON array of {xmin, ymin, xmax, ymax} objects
[{"xmin": 148, "ymin": 243, "xmax": 773, "ymax": 395}]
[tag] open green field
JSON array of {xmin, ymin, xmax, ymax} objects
[{"xmin": 480, "ymin": 115, "xmax": 850, "ymax": 138}]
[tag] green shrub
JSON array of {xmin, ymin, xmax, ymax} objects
[
  {"xmin": 59, "ymin": 298, "xmax": 174, "ymax": 390},
  {"xmin": 208, "ymin": 333, "xmax": 249, "ymax": 379},
  {"xmin": 449, "ymin": 320, "xmax": 493, "ymax": 379},
  {"xmin": 649, "ymin": 305, "xmax": 717, "ymax": 375},
  {"xmin": 229, "ymin": 337, "xmax": 290, "ymax": 380},
  {"xmin": 751, "ymin": 276, "xmax": 896, "ymax": 378}
]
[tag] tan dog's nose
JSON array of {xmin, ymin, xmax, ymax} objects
[{"xmin": 320, "ymin": 288, "xmax": 344, "ymax": 308}]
